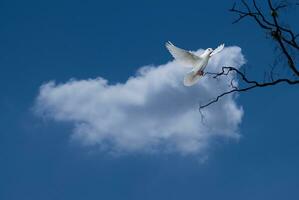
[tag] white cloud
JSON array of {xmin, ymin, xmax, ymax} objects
[{"xmin": 35, "ymin": 46, "xmax": 245, "ymax": 155}]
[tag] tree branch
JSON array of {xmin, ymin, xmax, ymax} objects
[
  {"xmin": 267, "ymin": 0, "xmax": 299, "ymax": 76},
  {"xmin": 229, "ymin": 0, "xmax": 299, "ymax": 76},
  {"xmin": 200, "ymin": 1, "xmax": 299, "ymax": 110},
  {"xmin": 200, "ymin": 66, "xmax": 299, "ymax": 109}
]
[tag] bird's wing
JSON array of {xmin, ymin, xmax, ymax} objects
[
  {"xmin": 166, "ymin": 41, "xmax": 201, "ymax": 67},
  {"xmin": 210, "ymin": 43, "xmax": 225, "ymax": 56}
]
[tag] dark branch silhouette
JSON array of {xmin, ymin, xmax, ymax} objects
[
  {"xmin": 201, "ymin": 67, "xmax": 299, "ymax": 109},
  {"xmin": 199, "ymin": 0, "xmax": 299, "ymax": 110}
]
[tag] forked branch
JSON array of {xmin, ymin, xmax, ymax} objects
[
  {"xmin": 200, "ymin": 67, "xmax": 299, "ymax": 109},
  {"xmin": 199, "ymin": 0, "xmax": 299, "ymax": 110}
]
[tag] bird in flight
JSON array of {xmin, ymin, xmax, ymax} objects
[{"xmin": 166, "ymin": 41, "xmax": 224, "ymax": 86}]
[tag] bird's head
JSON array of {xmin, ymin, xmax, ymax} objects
[
  {"xmin": 207, "ymin": 48, "xmax": 213, "ymax": 54},
  {"xmin": 205, "ymin": 48, "xmax": 213, "ymax": 56}
]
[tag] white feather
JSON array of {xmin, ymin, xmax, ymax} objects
[
  {"xmin": 183, "ymin": 71, "xmax": 203, "ymax": 86},
  {"xmin": 165, "ymin": 41, "xmax": 201, "ymax": 68},
  {"xmin": 165, "ymin": 41, "xmax": 225, "ymax": 86},
  {"xmin": 210, "ymin": 43, "xmax": 225, "ymax": 56}
]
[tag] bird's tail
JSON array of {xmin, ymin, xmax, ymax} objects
[{"xmin": 183, "ymin": 71, "xmax": 202, "ymax": 86}]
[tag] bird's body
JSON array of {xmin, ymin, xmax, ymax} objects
[
  {"xmin": 183, "ymin": 50, "xmax": 210, "ymax": 86},
  {"xmin": 165, "ymin": 41, "xmax": 224, "ymax": 86}
]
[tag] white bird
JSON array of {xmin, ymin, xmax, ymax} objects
[{"xmin": 166, "ymin": 41, "xmax": 224, "ymax": 86}]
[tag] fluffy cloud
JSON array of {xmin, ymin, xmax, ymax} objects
[{"xmin": 35, "ymin": 46, "xmax": 245, "ymax": 155}]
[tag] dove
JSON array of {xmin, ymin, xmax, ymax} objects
[{"xmin": 166, "ymin": 41, "xmax": 224, "ymax": 86}]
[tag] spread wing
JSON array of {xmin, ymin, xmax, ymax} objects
[
  {"xmin": 210, "ymin": 43, "xmax": 225, "ymax": 56},
  {"xmin": 165, "ymin": 41, "xmax": 201, "ymax": 67}
]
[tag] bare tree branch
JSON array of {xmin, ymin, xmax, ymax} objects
[
  {"xmin": 267, "ymin": 0, "xmax": 299, "ymax": 73},
  {"xmin": 200, "ymin": 66, "xmax": 299, "ymax": 109},
  {"xmin": 200, "ymin": 0, "xmax": 299, "ymax": 110},
  {"xmin": 230, "ymin": 0, "xmax": 299, "ymax": 74}
]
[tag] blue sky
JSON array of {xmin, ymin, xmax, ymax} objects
[{"xmin": 1, "ymin": 0, "xmax": 299, "ymax": 199}]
